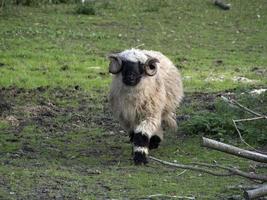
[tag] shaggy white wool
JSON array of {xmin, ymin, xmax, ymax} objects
[
  {"xmin": 118, "ymin": 49, "xmax": 148, "ymax": 63},
  {"xmin": 109, "ymin": 49, "xmax": 184, "ymax": 159}
]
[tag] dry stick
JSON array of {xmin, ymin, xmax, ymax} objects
[
  {"xmin": 217, "ymin": 165, "xmax": 267, "ymax": 181},
  {"xmin": 232, "ymin": 119, "xmax": 266, "ymax": 154},
  {"xmin": 221, "ymin": 96, "xmax": 267, "ymax": 119},
  {"xmin": 149, "ymin": 156, "xmax": 232, "ymax": 176},
  {"xmin": 232, "ymin": 99, "xmax": 267, "ymax": 119},
  {"xmin": 244, "ymin": 184, "xmax": 267, "ymax": 200},
  {"xmin": 202, "ymin": 137, "xmax": 267, "ymax": 163},
  {"xmin": 147, "ymin": 194, "xmax": 195, "ymax": 199},
  {"xmin": 221, "ymin": 96, "xmax": 267, "ymax": 153},
  {"xmin": 254, "ymin": 163, "xmax": 267, "ymax": 168},
  {"xmin": 227, "ymin": 184, "xmax": 262, "ymax": 190},
  {"xmin": 189, "ymin": 161, "xmax": 267, "ymax": 181},
  {"xmin": 234, "ymin": 116, "xmax": 267, "ymax": 122},
  {"xmin": 149, "ymin": 156, "xmax": 267, "ymax": 181},
  {"xmin": 189, "ymin": 162, "xmax": 267, "ymax": 181},
  {"xmin": 132, "ymin": 43, "xmax": 145, "ymax": 49},
  {"xmin": 177, "ymin": 169, "xmax": 187, "ymax": 176}
]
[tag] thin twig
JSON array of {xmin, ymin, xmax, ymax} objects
[
  {"xmin": 221, "ymin": 95, "xmax": 267, "ymax": 153},
  {"xmin": 221, "ymin": 96, "xmax": 267, "ymax": 118},
  {"xmin": 149, "ymin": 156, "xmax": 233, "ymax": 176},
  {"xmin": 233, "ymin": 119, "xmax": 261, "ymax": 153},
  {"xmin": 150, "ymin": 156, "xmax": 267, "ymax": 181},
  {"xmin": 233, "ymin": 119, "xmax": 267, "ymax": 154},
  {"xmin": 190, "ymin": 162, "xmax": 267, "ymax": 183},
  {"xmin": 147, "ymin": 194, "xmax": 195, "ymax": 199},
  {"xmin": 234, "ymin": 116, "xmax": 266, "ymax": 122},
  {"xmin": 176, "ymin": 169, "xmax": 187, "ymax": 177},
  {"xmin": 232, "ymin": 99, "xmax": 266, "ymax": 118},
  {"xmin": 132, "ymin": 43, "xmax": 145, "ymax": 49}
]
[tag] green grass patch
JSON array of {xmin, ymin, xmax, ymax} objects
[
  {"xmin": 0, "ymin": 0, "xmax": 266, "ymax": 91},
  {"xmin": 179, "ymin": 92, "xmax": 267, "ymax": 144}
]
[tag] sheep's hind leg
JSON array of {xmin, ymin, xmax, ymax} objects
[
  {"xmin": 129, "ymin": 131, "xmax": 134, "ymax": 143},
  {"xmin": 149, "ymin": 129, "xmax": 163, "ymax": 150},
  {"xmin": 149, "ymin": 135, "xmax": 161, "ymax": 149},
  {"xmin": 133, "ymin": 132, "xmax": 149, "ymax": 165}
]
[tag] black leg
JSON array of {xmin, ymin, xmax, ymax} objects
[
  {"xmin": 149, "ymin": 135, "xmax": 161, "ymax": 150},
  {"xmin": 129, "ymin": 131, "xmax": 134, "ymax": 143},
  {"xmin": 133, "ymin": 151, "xmax": 148, "ymax": 165},
  {"xmin": 133, "ymin": 132, "xmax": 149, "ymax": 165}
]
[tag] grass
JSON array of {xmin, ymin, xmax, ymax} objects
[
  {"xmin": 0, "ymin": 0, "xmax": 266, "ymax": 199},
  {"xmin": 0, "ymin": 0, "xmax": 266, "ymax": 91}
]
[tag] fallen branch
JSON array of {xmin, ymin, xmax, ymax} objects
[
  {"xmin": 254, "ymin": 163, "xmax": 267, "ymax": 168},
  {"xmin": 149, "ymin": 156, "xmax": 267, "ymax": 181},
  {"xmin": 202, "ymin": 137, "xmax": 267, "ymax": 163},
  {"xmin": 244, "ymin": 184, "xmax": 267, "ymax": 200},
  {"xmin": 227, "ymin": 184, "xmax": 262, "ymax": 190}
]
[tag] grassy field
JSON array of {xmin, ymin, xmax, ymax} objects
[{"xmin": 0, "ymin": 0, "xmax": 266, "ymax": 199}]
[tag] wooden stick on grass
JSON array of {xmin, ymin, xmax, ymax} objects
[
  {"xmin": 244, "ymin": 184, "xmax": 267, "ymax": 200},
  {"xmin": 202, "ymin": 137, "xmax": 267, "ymax": 163}
]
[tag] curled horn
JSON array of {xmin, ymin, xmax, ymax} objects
[
  {"xmin": 108, "ymin": 54, "xmax": 122, "ymax": 74},
  {"xmin": 144, "ymin": 56, "xmax": 159, "ymax": 76}
]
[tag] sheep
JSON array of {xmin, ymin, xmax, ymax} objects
[{"xmin": 108, "ymin": 49, "xmax": 184, "ymax": 164}]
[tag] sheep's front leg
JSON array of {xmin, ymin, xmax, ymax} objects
[
  {"xmin": 133, "ymin": 132, "xmax": 149, "ymax": 164},
  {"xmin": 133, "ymin": 117, "xmax": 161, "ymax": 164}
]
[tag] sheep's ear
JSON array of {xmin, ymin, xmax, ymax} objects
[
  {"xmin": 144, "ymin": 57, "xmax": 159, "ymax": 76},
  {"xmin": 108, "ymin": 54, "xmax": 122, "ymax": 74}
]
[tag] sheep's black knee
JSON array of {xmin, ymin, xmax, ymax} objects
[
  {"xmin": 133, "ymin": 132, "xmax": 149, "ymax": 147},
  {"xmin": 133, "ymin": 132, "xmax": 149, "ymax": 165},
  {"xmin": 149, "ymin": 135, "xmax": 161, "ymax": 149}
]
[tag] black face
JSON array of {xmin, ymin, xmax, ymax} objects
[{"xmin": 121, "ymin": 61, "xmax": 144, "ymax": 86}]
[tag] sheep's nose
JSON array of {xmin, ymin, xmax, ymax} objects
[{"xmin": 126, "ymin": 73, "xmax": 136, "ymax": 80}]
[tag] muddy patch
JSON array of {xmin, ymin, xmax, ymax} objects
[
  {"xmin": 0, "ymin": 87, "xmax": 238, "ymax": 136},
  {"xmin": 0, "ymin": 86, "xmax": 120, "ymax": 134},
  {"xmin": 0, "ymin": 90, "xmax": 12, "ymax": 114}
]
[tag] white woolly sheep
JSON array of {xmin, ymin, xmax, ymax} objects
[{"xmin": 108, "ymin": 49, "xmax": 183, "ymax": 164}]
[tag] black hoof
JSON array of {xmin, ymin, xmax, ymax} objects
[
  {"xmin": 149, "ymin": 135, "xmax": 161, "ymax": 149},
  {"xmin": 134, "ymin": 152, "xmax": 148, "ymax": 165}
]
